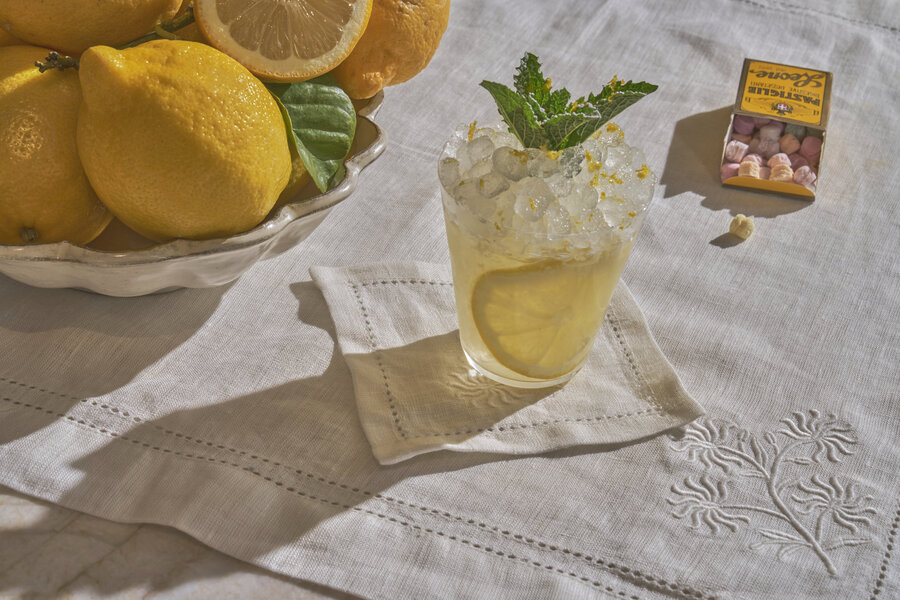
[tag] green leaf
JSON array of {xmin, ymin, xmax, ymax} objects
[
  {"xmin": 513, "ymin": 52, "xmax": 549, "ymax": 103},
  {"xmin": 266, "ymin": 75, "xmax": 356, "ymax": 193},
  {"xmin": 479, "ymin": 80, "xmax": 546, "ymax": 149},
  {"xmin": 480, "ymin": 52, "xmax": 658, "ymax": 151}
]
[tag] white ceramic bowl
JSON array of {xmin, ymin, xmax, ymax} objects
[{"xmin": 0, "ymin": 93, "xmax": 386, "ymax": 297}]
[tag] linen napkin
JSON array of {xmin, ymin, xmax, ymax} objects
[{"xmin": 310, "ymin": 262, "xmax": 704, "ymax": 464}]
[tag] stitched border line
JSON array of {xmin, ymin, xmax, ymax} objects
[
  {"xmin": 732, "ymin": 0, "xmax": 899, "ymax": 34},
  {"xmin": 869, "ymin": 497, "xmax": 900, "ymax": 598},
  {"xmin": 349, "ymin": 280, "xmax": 408, "ymax": 438},
  {"xmin": 1, "ymin": 384, "xmax": 717, "ymax": 600},
  {"xmin": 352, "ymin": 279, "xmax": 668, "ymax": 441},
  {"xmin": 605, "ymin": 304, "xmax": 665, "ymax": 415}
]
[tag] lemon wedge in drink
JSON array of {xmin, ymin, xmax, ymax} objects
[
  {"xmin": 471, "ymin": 259, "xmax": 608, "ymax": 380},
  {"xmin": 194, "ymin": 0, "xmax": 372, "ymax": 81}
]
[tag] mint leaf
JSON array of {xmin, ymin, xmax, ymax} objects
[
  {"xmin": 481, "ymin": 53, "xmax": 657, "ymax": 151},
  {"xmin": 266, "ymin": 75, "xmax": 356, "ymax": 193},
  {"xmin": 478, "ymin": 80, "xmax": 546, "ymax": 149}
]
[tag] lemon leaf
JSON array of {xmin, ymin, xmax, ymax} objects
[{"xmin": 267, "ymin": 76, "xmax": 356, "ymax": 193}]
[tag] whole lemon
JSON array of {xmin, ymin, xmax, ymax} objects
[
  {"xmin": 0, "ymin": 28, "xmax": 20, "ymax": 46},
  {"xmin": 0, "ymin": 0, "xmax": 181, "ymax": 55},
  {"xmin": 331, "ymin": 0, "xmax": 450, "ymax": 99},
  {"xmin": 0, "ymin": 45, "xmax": 111, "ymax": 246},
  {"xmin": 76, "ymin": 40, "xmax": 292, "ymax": 242}
]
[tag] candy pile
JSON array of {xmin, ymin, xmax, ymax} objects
[{"xmin": 720, "ymin": 115, "xmax": 822, "ymax": 190}]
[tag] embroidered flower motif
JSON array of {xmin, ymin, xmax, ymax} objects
[
  {"xmin": 792, "ymin": 475, "xmax": 876, "ymax": 533},
  {"xmin": 667, "ymin": 412, "xmax": 876, "ymax": 577},
  {"xmin": 779, "ymin": 409, "xmax": 856, "ymax": 463},
  {"xmin": 669, "ymin": 475, "xmax": 750, "ymax": 533},
  {"xmin": 669, "ymin": 418, "xmax": 743, "ymax": 472}
]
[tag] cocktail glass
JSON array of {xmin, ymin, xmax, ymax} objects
[{"xmin": 439, "ymin": 123, "xmax": 655, "ymax": 388}]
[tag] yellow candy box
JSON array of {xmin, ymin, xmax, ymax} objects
[{"xmin": 721, "ymin": 58, "xmax": 833, "ymax": 200}]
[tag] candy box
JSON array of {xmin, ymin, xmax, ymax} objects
[{"xmin": 720, "ymin": 58, "xmax": 833, "ymax": 200}]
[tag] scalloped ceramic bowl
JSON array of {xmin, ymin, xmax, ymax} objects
[{"xmin": 0, "ymin": 93, "xmax": 386, "ymax": 297}]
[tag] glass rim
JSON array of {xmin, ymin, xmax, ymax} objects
[{"xmin": 438, "ymin": 122, "xmax": 653, "ymax": 244}]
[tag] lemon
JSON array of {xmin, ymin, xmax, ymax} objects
[
  {"xmin": 0, "ymin": 45, "xmax": 111, "ymax": 246},
  {"xmin": 331, "ymin": 0, "xmax": 450, "ymax": 99},
  {"xmin": 0, "ymin": 0, "xmax": 181, "ymax": 55},
  {"xmin": 471, "ymin": 259, "xmax": 610, "ymax": 380},
  {"xmin": 0, "ymin": 28, "xmax": 20, "ymax": 46},
  {"xmin": 274, "ymin": 154, "xmax": 313, "ymax": 210},
  {"xmin": 76, "ymin": 40, "xmax": 291, "ymax": 242},
  {"xmin": 194, "ymin": 0, "xmax": 372, "ymax": 82}
]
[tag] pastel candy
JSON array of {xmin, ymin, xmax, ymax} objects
[
  {"xmin": 784, "ymin": 124, "xmax": 807, "ymax": 140},
  {"xmin": 799, "ymin": 135, "xmax": 823, "ymax": 161},
  {"xmin": 725, "ymin": 140, "xmax": 749, "ymax": 162},
  {"xmin": 767, "ymin": 153, "xmax": 791, "ymax": 168},
  {"xmin": 748, "ymin": 137, "xmax": 761, "ymax": 155},
  {"xmin": 732, "ymin": 115, "xmax": 756, "ymax": 135},
  {"xmin": 788, "ymin": 153, "xmax": 809, "ymax": 169},
  {"xmin": 759, "ymin": 122, "xmax": 785, "ymax": 141},
  {"xmin": 752, "ymin": 117, "xmax": 772, "ymax": 127},
  {"xmin": 738, "ymin": 160, "xmax": 760, "ymax": 178},
  {"xmin": 759, "ymin": 166, "xmax": 771, "ymax": 180},
  {"xmin": 721, "ymin": 162, "xmax": 740, "ymax": 181},
  {"xmin": 757, "ymin": 138, "xmax": 780, "ymax": 159},
  {"xmin": 731, "ymin": 133, "xmax": 752, "ymax": 144},
  {"xmin": 769, "ymin": 163, "xmax": 793, "ymax": 182},
  {"xmin": 742, "ymin": 153, "xmax": 763, "ymax": 166},
  {"xmin": 778, "ymin": 133, "xmax": 801, "ymax": 155},
  {"xmin": 793, "ymin": 165, "xmax": 817, "ymax": 187}
]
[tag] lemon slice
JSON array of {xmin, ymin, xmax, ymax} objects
[
  {"xmin": 194, "ymin": 0, "xmax": 373, "ymax": 81},
  {"xmin": 471, "ymin": 259, "xmax": 606, "ymax": 380}
]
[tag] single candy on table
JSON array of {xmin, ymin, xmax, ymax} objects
[
  {"xmin": 767, "ymin": 152, "xmax": 791, "ymax": 168},
  {"xmin": 778, "ymin": 133, "xmax": 801, "ymax": 155},
  {"xmin": 769, "ymin": 163, "xmax": 793, "ymax": 182},
  {"xmin": 729, "ymin": 214, "xmax": 754, "ymax": 239},
  {"xmin": 724, "ymin": 140, "xmax": 749, "ymax": 162}
]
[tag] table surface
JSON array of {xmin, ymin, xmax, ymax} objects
[{"xmin": 2, "ymin": 0, "xmax": 899, "ymax": 598}]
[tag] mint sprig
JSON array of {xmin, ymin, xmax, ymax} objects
[{"xmin": 479, "ymin": 52, "xmax": 657, "ymax": 151}]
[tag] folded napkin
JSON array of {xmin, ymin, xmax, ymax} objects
[{"xmin": 310, "ymin": 262, "xmax": 704, "ymax": 464}]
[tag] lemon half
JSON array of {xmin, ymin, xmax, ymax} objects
[
  {"xmin": 471, "ymin": 259, "xmax": 608, "ymax": 380},
  {"xmin": 194, "ymin": 0, "xmax": 373, "ymax": 81}
]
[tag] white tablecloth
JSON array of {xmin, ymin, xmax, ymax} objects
[{"xmin": 1, "ymin": 1, "xmax": 898, "ymax": 598}]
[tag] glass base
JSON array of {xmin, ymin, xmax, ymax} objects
[{"xmin": 463, "ymin": 348, "xmax": 580, "ymax": 389}]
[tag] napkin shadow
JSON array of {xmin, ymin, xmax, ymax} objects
[
  {"xmin": 355, "ymin": 331, "xmax": 560, "ymax": 445},
  {"xmin": 662, "ymin": 106, "xmax": 810, "ymax": 219}
]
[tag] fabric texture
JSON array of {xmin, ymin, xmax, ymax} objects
[
  {"xmin": 310, "ymin": 262, "xmax": 704, "ymax": 464},
  {"xmin": 0, "ymin": 1, "xmax": 898, "ymax": 599}
]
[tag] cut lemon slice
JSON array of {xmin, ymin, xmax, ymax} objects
[
  {"xmin": 471, "ymin": 259, "xmax": 607, "ymax": 380},
  {"xmin": 194, "ymin": 0, "xmax": 373, "ymax": 81}
]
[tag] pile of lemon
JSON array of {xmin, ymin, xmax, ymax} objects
[{"xmin": 0, "ymin": 0, "xmax": 449, "ymax": 245}]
